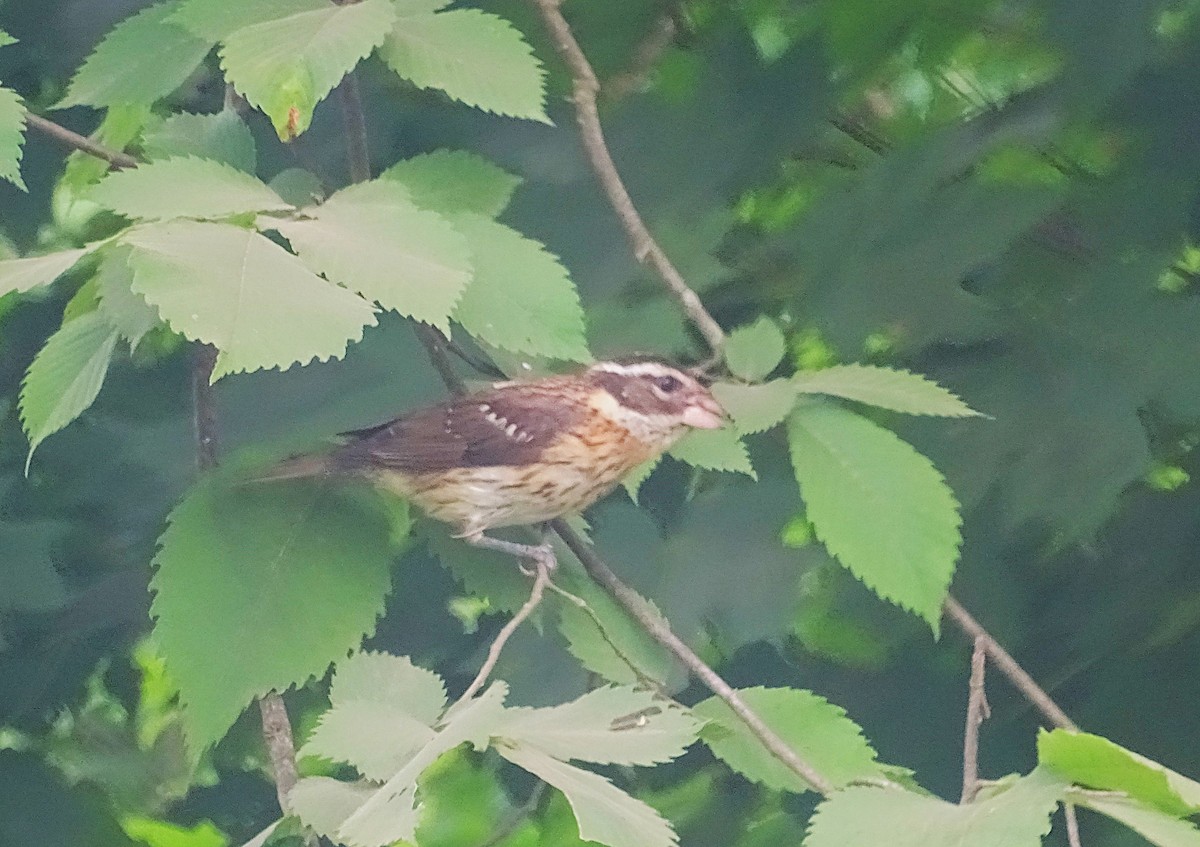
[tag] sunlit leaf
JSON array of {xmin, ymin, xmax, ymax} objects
[
  {"xmin": 669, "ymin": 427, "xmax": 756, "ymax": 478},
  {"xmin": 0, "ymin": 248, "xmax": 95, "ymax": 298},
  {"xmin": 793, "ymin": 364, "xmax": 983, "ymax": 417},
  {"xmin": 92, "ymin": 157, "xmax": 290, "ymax": 221},
  {"xmin": 381, "ymin": 149, "xmax": 521, "ymax": 218},
  {"xmin": 303, "ymin": 700, "xmax": 437, "ymax": 781},
  {"xmin": 330, "ymin": 651, "xmax": 447, "ymax": 723},
  {"xmin": 0, "ymin": 86, "xmax": 26, "ymax": 190},
  {"xmin": 711, "ymin": 380, "xmax": 799, "ymax": 434},
  {"xmin": 724, "ymin": 317, "xmax": 786, "ymax": 381}
]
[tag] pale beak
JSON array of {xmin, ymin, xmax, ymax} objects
[{"xmin": 680, "ymin": 393, "xmax": 727, "ymax": 429}]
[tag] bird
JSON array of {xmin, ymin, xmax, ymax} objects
[{"xmin": 250, "ymin": 360, "xmax": 727, "ymax": 567}]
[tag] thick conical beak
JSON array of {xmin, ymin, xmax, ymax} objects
[{"xmin": 680, "ymin": 392, "xmax": 727, "ymax": 429}]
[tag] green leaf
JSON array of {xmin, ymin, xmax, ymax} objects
[
  {"xmin": 498, "ymin": 742, "xmax": 678, "ymax": 847},
  {"xmin": 122, "ymin": 220, "xmax": 377, "ymax": 380},
  {"xmin": 0, "ymin": 247, "xmax": 95, "ymax": 298},
  {"xmin": 724, "ymin": 317, "xmax": 786, "ymax": 381},
  {"xmin": 93, "ymin": 157, "xmax": 290, "ymax": 221},
  {"xmin": 379, "ymin": 9, "xmax": 548, "ymax": 123},
  {"xmin": 59, "ymin": 0, "xmax": 213, "ymax": 108},
  {"xmin": 218, "ymin": 0, "xmax": 396, "ymax": 139},
  {"xmin": 20, "ymin": 312, "xmax": 120, "ymax": 473},
  {"xmin": 0, "ymin": 30, "xmax": 16, "ymax": 48},
  {"xmin": 1077, "ymin": 795, "xmax": 1200, "ymax": 847},
  {"xmin": 451, "ymin": 214, "xmax": 589, "ymax": 361},
  {"xmin": 143, "ymin": 111, "xmax": 258, "ymax": 173},
  {"xmin": 303, "ymin": 700, "xmax": 437, "ymax": 781},
  {"xmin": 693, "ymin": 687, "xmax": 880, "ymax": 793},
  {"xmin": 173, "ymin": 0, "xmax": 313, "ymax": 39},
  {"xmin": 787, "ymin": 401, "xmax": 961, "ymax": 631},
  {"xmin": 273, "ymin": 180, "xmax": 472, "ymax": 331},
  {"xmin": 330, "ymin": 651, "xmax": 447, "ymax": 723},
  {"xmin": 291, "ymin": 778, "xmax": 381, "ymax": 841},
  {"xmin": 804, "ymin": 770, "xmax": 1064, "ymax": 847},
  {"xmin": 1038, "ymin": 730, "xmax": 1200, "ymax": 816},
  {"xmin": 498, "ymin": 686, "xmax": 700, "ymax": 766},
  {"xmin": 711, "ymin": 380, "xmax": 799, "ymax": 434},
  {"xmin": 149, "ymin": 476, "xmax": 399, "ymax": 752},
  {"xmin": 268, "ymin": 168, "xmax": 324, "ymax": 207},
  {"xmin": 620, "ymin": 456, "xmax": 660, "ymax": 502},
  {"xmin": 0, "ymin": 86, "xmax": 26, "ymax": 190},
  {"xmin": 669, "ymin": 427, "xmax": 756, "ymax": 478},
  {"xmin": 381, "ymin": 149, "xmax": 521, "ymax": 218},
  {"xmin": 94, "ymin": 247, "xmax": 160, "ymax": 349},
  {"xmin": 792, "ymin": 364, "xmax": 983, "ymax": 417}
]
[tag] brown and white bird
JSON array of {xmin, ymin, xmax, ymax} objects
[{"xmin": 254, "ymin": 360, "xmax": 726, "ymax": 564}]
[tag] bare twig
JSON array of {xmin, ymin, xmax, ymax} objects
[
  {"xmin": 960, "ymin": 636, "xmax": 990, "ymax": 803},
  {"xmin": 258, "ymin": 696, "xmax": 301, "ymax": 812},
  {"xmin": 602, "ymin": 13, "xmax": 677, "ymax": 102},
  {"xmin": 24, "ymin": 111, "xmax": 139, "ymax": 169},
  {"xmin": 530, "ymin": 0, "xmax": 726, "ymax": 356},
  {"xmin": 943, "ymin": 596, "xmax": 1079, "ymax": 731},
  {"xmin": 1065, "ymin": 803, "xmax": 1083, "ymax": 847}
]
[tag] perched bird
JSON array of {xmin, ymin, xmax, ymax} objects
[{"xmin": 253, "ymin": 360, "xmax": 726, "ymax": 565}]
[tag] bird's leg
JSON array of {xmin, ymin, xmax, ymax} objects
[{"xmin": 461, "ymin": 528, "xmax": 557, "ymax": 573}]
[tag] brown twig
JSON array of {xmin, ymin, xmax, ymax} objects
[
  {"xmin": 24, "ymin": 111, "xmax": 139, "ymax": 169},
  {"xmin": 258, "ymin": 696, "xmax": 301, "ymax": 812},
  {"xmin": 960, "ymin": 636, "xmax": 990, "ymax": 803},
  {"xmin": 1064, "ymin": 803, "xmax": 1083, "ymax": 847},
  {"xmin": 944, "ymin": 596, "xmax": 1078, "ymax": 731},
  {"xmin": 530, "ymin": 0, "xmax": 726, "ymax": 356}
]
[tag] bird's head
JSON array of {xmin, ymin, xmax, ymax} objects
[{"xmin": 584, "ymin": 360, "xmax": 727, "ymax": 446}]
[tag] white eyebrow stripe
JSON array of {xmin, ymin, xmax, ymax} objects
[{"xmin": 590, "ymin": 361, "xmax": 679, "ymax": 378}]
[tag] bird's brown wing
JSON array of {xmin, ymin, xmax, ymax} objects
[{"xmin": 334, "ymin": 384, "xmax": 585, "ymax": 473}]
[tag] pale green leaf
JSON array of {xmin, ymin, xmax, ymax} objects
[
  {"xmin": 620, "ymin": 456, "xmax": 661, "ymax": 502},
  {"xmin": 804, "ymin": 770, "xmax": 1064, "ymax": 847},
  {"xmin": 499, "ymin": 686, "xmax": 700, "ymax": 766},
  {"xmin": 330, "ymin": 651, "xmax": 447, "ymax": 724},
  {"xmin": 149, "ymin": 476, "xmax": 399, "ymax": 752},
  {"xmin": 143, "ymin": 111, "xmax": 257, "ymax": 172},
  {"xmin": 269, "ymin": 168, "xmax": 324, "ymax": 207},
  {"xmin": 787, "ymin": 401, "xmax": 961, "ymax": 631},
  {"xmin": 93, "ymin": 157, "xmax": 290, "ymax": 221},
  {"xmin": 273, "ymin": 180, "xmax": 471, "ymax": 331},
  {"xmin": 693, "ymin": 687, "xmax": 880, "ymax": 793},
  {"xmin": 291, "ymin": 778, "xmax": 381, "ymax": 841},
  {"xmin": 0, "ymin": 86, "xmax": 26, "ymax": 190},
  {"xmin": 94, "ymin": 247, "xmax": 160, "ymax": 349},
  {"xmin": 451, "ymin": 214, "xmax": 589, "ymax": 361},
  {"xmin": 724, "ymin": 317, "xmax": 786, "ymax": 381},
  {"xmin": 61, "ymin": 277, "xmax": 99, "ymax": 324},
  {"xmin": 302, "ymin": 700, "xmax": 437, "ymax": 781},
  {"xmin": 1077, "ymin": 795, "xmax": 1200, "ymax": 847},
  {"xmin": 381, "ymin": 149, "xmax": 521, "ymax": 218},
  {"xmin": 20, "ymin": 312, "xmax": 119, "ymax": 473},
  {"xmin": 394, "ymin": 0, "xmax": 453, "ymax": 14},
  {"xmin": 173, "ymin": 0, "xmax": 319, "ymax": 40},
  {"xmin": 379, "ymin": 10, "xmax": 548, "ymax": 122},
  {"xmin": 218, "ymin": 0, "xmax": 396, "ymax": 139},
  {"xmin": 0, "ymin": 31, "xmax": 16, "ymax": 48},
  {"xmin": 1039, "ymin": 730, "xmax": 1200, "ymax": 816},
  {"xmin": 792, "ymin": 364, "xmax": 983, "ymax": 417},
  {"xmin": 0, "ymin": 247, "xmax": 94, "ymax": 298},
  {"xmin": 499, "ymin": 742, "xmax": 678, "ymax": 847},
  {"xmin": 60, "ymin": 1, "xmax": 212, "ymax": 108},
  {"xmin": 669, "ymin": 427, "xmax": 756, "ymax": 478},
  {"xmin": 122, "ymin": 221, "xmax": 377, "ymax": 380},
  {"xmin": 711, "ymin": 380, "xmax": 799, "ymax": 434}
]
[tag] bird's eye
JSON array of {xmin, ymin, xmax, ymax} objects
[{"xmin": 653, "ymin": 375, "xmax": 682, "ymax": 393}]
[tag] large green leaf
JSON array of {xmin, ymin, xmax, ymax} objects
[
  {"xmin": 59, "ymin": 0, "xmax": 213, "ymax": 108},
  {"xmin": 92, "ymin": 157, "xmax": 290, "ymax": 221},
  {"xmin": 381, "ymin": 149, "xmax": 521, "ymax": 218},
  {"xmin": 787, "ymin": 401, "xmax": 961, "ymax": 631},
  {"xmin": 693, "ymin": 687, "xmax": 880, "ymax": 793},
  {"xmin": 122, "ymin": 221, "xmax": 377, "ymax": 380},
  {"xmin": 0, "ymin": 247, "xmax": 96, "ymax": 298},
  {"xmin": 149, "ymin": 476, "xmax": 399, "ymax": 752},
  {"xmin": 1077, "ymin": 795, "xmax": 1200, "ymax": 847},
  {"xmin": 711, "ymin": 381, "xmax": 799, "ymax": 434},
  {"xmin": 20, "ymin": 312, "xmax": 120, "ymax": 473},
  {"xmin": 669, "ymin": 427, "xmax": 756, "ymax": 478},
  {"xmin": 379, "ymin": 9, "xmax": 548, "ymax": 123},
  {"xmin": 723, "ymin": 317, "xmax": 786, "ymax": 381},
  {"xmin": 450, "ymin": 214, "xmax": 589, "ymax": 361},
  {"xmin": 217, "ymin": 0, "xmax": 396, "ymax": 138},
  {"xmin": 143, "ymin": 110, "xmax": 258, "ymax": 172},
  {"xmin": 93, "ymin": 247, "xmax": 160, "ymax": 349},
  {"xmin": 0, "ymin": 86, "xmax": 25, "ymax": 190},
  {"xmin": 272, "ymin": 180, "xmax": 472, "ymax": 331},
  {"xmin": 172, "ymin": 0, "xmax": 316, "ymax": 40},
  {"xmin": 792, "ymin": 364, "xmax": 983, "ymax": 417}
]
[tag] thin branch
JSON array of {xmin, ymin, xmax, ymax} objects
[
  {"xmin": 530, "ymin": 0, "xmax": 726, "ymax": 356},
  {"xmin": 415, "ymin": 324, "xmax": 469, "ymax": 396},
  {"xmin": 1065, "ymin": 803, "xmax": 1083, "ymax": 847},
  {"xmin": 24, "ymin": 111, "xmax": 139, "ymax": 169},
  {"xmin": 258, "ymin": 696, "xmax": 301, "ymax": 812},
  {"xmin": 960, "ymin": 635, "xmax": 990, "ymax": 803},
  {"xmin": 944, "ymin": 596, "xmax": 1079, "ymax": 732},
  {"xmin": 551, "ymin": 518, "xmax": 836, "ymax": 796},
  {"xmin": 602, "ymin": 13, "xmax": 677, "ymax": 102}
]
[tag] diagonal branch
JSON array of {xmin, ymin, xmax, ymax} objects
[
  {"xmin": 24, "ymin": 111, "xmax": 139, "ymax": 169},
  {"xmin": 530, "ymin": 0, "xmax": 726, "ymax": 355},
  {"xmin": 960, "ymin": 635, "xmax": 990, "ymax": 803}
]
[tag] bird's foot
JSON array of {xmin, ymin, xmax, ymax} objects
[{"xmin": 461, "ymin": 531, "xmax": 557, "ymax": 573}]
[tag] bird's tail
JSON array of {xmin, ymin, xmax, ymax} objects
[{"xmin": 241, "ymin": 452, "xmax": 334, "ymax": 484}]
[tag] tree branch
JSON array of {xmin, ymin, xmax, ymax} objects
[
  {"xmin": 1065, "ymin": 803, "xmax": 1083, "ymax": 847},
  {"xmin": 960, "ymin": 635, "xmax": 990, "ymax": 803},
  {"xmin": 530, "ymin": 0, "xmax": 726, "ymax": 356},
  {"xmin": 24, "ymin": 111, "xmax": 139, "ymax": 169},
  {"xmin": 602, "ymin": 13, "xmax": 678, "ymax": 102}
]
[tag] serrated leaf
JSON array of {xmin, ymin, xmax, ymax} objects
[
  {"xmin": 724, "ymin": 317, "xmax": 786, "ymax": 381},
  {"xmin": 381, "ymin": 149, "xmax": 521, "ymax": 218},
  {"xmin": 787, "ymin": 401, "xmax": 961, "ymax": 631},
  {"xmin": 291, "ymin": 778, "xmax": 381, "ymax": 841},
  {"xmin": 0, "ymin": 247, "xmax": 95, "ymax": 298},
  {"xmin": 621, "ymin": 456, "xmax": 660, "ymax": 502},
  {"xmin": 173, "ymin": 0, "xmax": 319, "ymax": 40},
  {"xmin": 149, "ymin": 475, "xmax": 398, "ymax": 752},
  {"xmin": 20, "ymin": 312, "xmax": 119, "ymax": 473},
  {"xmin": 499, "ymin": 687, "xmax": 700, "ymax": 766},
  {"xmin": 0, "ymin": 31, "xmax": 16, "ymax": 48},
  {"xmin": 94, "ymin": 247, "xmax": 159, "ymax": 349},
  {"xmin": 1039, "ymin": 730, "xmax": 1200, "ymax": 816},
  {"xmin": 269, "ymin": 168, "xmax": 324, "ymax": 207},
  {"xmin": 302, "ymin": 700, "xmax": 437, "ymax": 780},
  {"xmin": 693, "ymin": 687, "xmax": 880, "ymax": 793},
  {"xmin": 0, "ymin": 86, "xmax": 26, "ymax": 190},
  {"xmin": 1077, "ymin": 795, "xmax": 1200, "ymax": 847},
  {"xmin": 122, "ymin": 221, "xmax": 377, "ymax": 380},
  {"xmin": 273, "ymin": 180, "xmax": 471, "ymax": 331},
  {"xmin": 669, "ymin": 427, "xmax": 756, "ymax": 478},
  {"xmin": 425, "ymin": 521, "xmax": 540, "ymax": 614},
  {"xmin": 143, "ymin": 111, "xmax": 257, "ymax": 173},
  {"xmin": 93, "ymin": 157, "xmax": 290, "ymax": 221},
  {"xmin": 793, "ymin": 364, "xmax": 983, "ymax": 417},
  {"xmin": 379, "ymin": 9, "xmax": 548, "ymax": 123},
  {"xmin": 711, "ymin": 381, "xmax": 799, "ymax": 434},
  {"xmin": 451, "ymin": 214, "xmax": 589, "ymax": 361},
  {"xmin": 60, "ymin": 0, "xmax": 212, "ymax": 108},
  {"xmin": 804, "ymin": 770, "xmax": 1064, "ymax": 847},
  {"xmin": 330, "ymin": 652, "xmax": 447, "ymax": 723},
  {"xmin": 218, "ymin": 0, "xmax": 396, "ymax": 139},
  {"xmin": 499, "ymin": 742, "xmax": 678, "ymax": 847}
]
